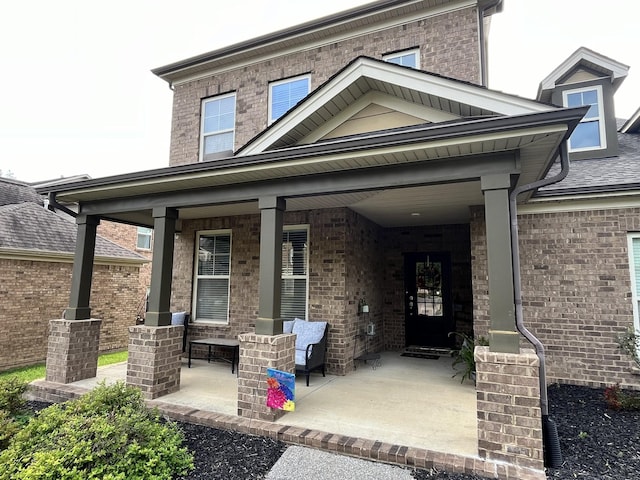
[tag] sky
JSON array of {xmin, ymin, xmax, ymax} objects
[{"xmin": 0, "ymin": 0, "xmax": 637, "ymax": 183}]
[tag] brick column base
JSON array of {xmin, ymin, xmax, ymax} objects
[
  {"xmin": 46, "ymin": 319, "xmax": 101, "ymax": 384},
  {"xmin": 238, "ymin": 333, "xmax": 295, "ymax": 421},
  {"xmin": 475, "ymin": 347, "xmax": 545, "ymax": 479},
  {"xmin": 127, "ymin": 325, "xmax": 183, "ymax": 400}
]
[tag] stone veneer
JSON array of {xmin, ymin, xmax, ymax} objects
[
  {"xmin": 475, "ymin": 347, "xmax": 545, "ymax": 479},
  {"xmin": 237, "ymin": 333, "xmax": 296, "ymax": 421},
  {"xmin": 45, "ymin": 319, "xmax": 101, "ymax": 384},
  {"xmin": 126, "ymin": 325, "xmax": 183, "ymax": 399}
]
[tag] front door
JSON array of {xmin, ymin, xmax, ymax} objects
[{"xmin": 404, "ymin": 252, "xmax": 454, "ymax": 348}]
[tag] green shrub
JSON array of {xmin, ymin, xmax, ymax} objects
[
  {"xmin": 604, "ymin": 383, "xmax": 640, "ymax": 411},
  {"xmin": 0, "ymin": 376, "xmax": 28, "ymax": 414},
  {"xmin": 0, "ymin": 410, "xmax": 21, "ymax": 451},
  {"xmin": 0, "ymin": 381, "xmax": 194, "ymax": 480}
]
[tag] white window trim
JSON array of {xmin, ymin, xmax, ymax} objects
[
  {"xmin": 383, "ymin": 48, "xmax": 420, "ymax": 69},
  {"xmin": 136, "ymin": 227, "xmax": 152, "ymax": 251},
  {"xmin": 282, "ymin": 225, "xmax": 309, "ymax": 320},
  {"xmin": 192, "ymin": 229, "xmax": 232, "ymax": 324},
  {"xmin": 562, "ymin": 85, "xmax": 606, "ymax": 153},
  {"xmin": 268, "ymin": 75, "xmax": 311, "ymax": 125},
  {"xmin": 628, "ymin": 233, "xmax": 640, "ymax": 349},
  {"xmin": 199, "ymin": 93, "xmax": 236, "ymax": 162}
]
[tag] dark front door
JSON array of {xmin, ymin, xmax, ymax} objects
[{"xmin": 404, "ymin": 252, "xmax": 454, "ymax": 348}]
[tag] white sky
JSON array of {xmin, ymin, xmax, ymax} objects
[{"xmin": 1, "ymin": 0, "xmax": 637, "ymax": 183}]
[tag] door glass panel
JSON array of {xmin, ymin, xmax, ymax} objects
[{"xmin": 416, "ymin": 259, "xmax": 443, "ymax": 317}]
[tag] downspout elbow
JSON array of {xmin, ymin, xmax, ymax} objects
[{"xmin": 47, "ymin": 192, "xmax": 78, "ymax": 218}]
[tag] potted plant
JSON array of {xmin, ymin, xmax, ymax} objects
[{"xmin": 449, "ymin": 332, "xmax": 488, "ymax": 383}]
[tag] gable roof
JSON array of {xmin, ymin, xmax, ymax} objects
[
  {"xmin": 538, "ymin": 47, "xmax": 629, "ymax": 103},
  {"xmin": 620, "ymin": 106, "xmax": 640, "ymax": 134},
  {"xmin": 0, "ymin": 202, "xmax": 146, "ymax": 263},
  {"xmin": 238, "ymin": 56, "xmax": 556, "ymax": 155}
]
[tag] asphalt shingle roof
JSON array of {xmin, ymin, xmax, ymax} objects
[{"xmin": 0, "ymin": 178, "xmax": 43, "ymax": 207}]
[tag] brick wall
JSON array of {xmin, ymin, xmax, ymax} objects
[
  {"xmin": 98, "ymin": 221, "xmax": 153, "ymax": 317},
  {"xmin": 471, "ymin": 206, "xmax": 640, "ymax": 388},
  {"xmin": 0, "ymin": 257, "xmax": 140, "ymax": 372},
  {"xmin": 168, "ymin": 7, "xmax": 480, "ymax": 166}
]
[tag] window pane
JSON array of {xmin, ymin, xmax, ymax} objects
[
  {"xmin": 281, "ymin": 278, "xmax": 307, "ymax": 320},
  {"xmin": 204, "ymin": 132, "xmax": 233, "ymax": 155},
  {"xmin": 566, "ymin": 92, "xmax": 582, "ymax": 107},
  {"xmin": 136, "ymin": 227, "xmax": 152, "ymax": 250},
  {"xmin": 583, "ymin": 89, "xmax": 598, "ymax": 105},
  {"xmin": 569, "ymin": 121, "xmax": 601, "ymax": 149},
  {"xmin": 281, "ymin": 229, "xmax": 308, "ymax": 320},
  {"xmin": 196, "ymin": 278, "xmax": 229, "ymax": 321},
  {"xmin": 271, "ymin": 77, "xmax": 309, "ymax": 121}
]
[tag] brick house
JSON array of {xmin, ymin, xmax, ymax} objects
[
  {"xmin": 0, "ymin": 177, "xmax": 147, "ymax": 371},
  {"xmin": 33, "ymin": 0, "xmax": 640, "ymax": 476}
]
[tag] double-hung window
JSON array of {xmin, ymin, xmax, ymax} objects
[
  {"xmin": 281, "ymin": 227, "xmax": 309, "ymax": 320},
  {"xmin": 201, "ymin": 93, "xmax": 235, "ymax": 160},
  {"xmin": 193, "ymin": 231, "xmax": 231, "ymax": 323},
  {"xmin": 269, "ymin": 75, "xmax": 310, "ymax": 124},
  {"xmin": 628, "ymin": 234, "xmax": 640, "ymax": 354},
  {"xmin": 136, "ymin": 227, "xmax": 152, "ymax": 250},
  {"xmin": 563, "ymin": 86, "xmax": 606, "ymax": 152},
  {"xmin": 383, "ymin": 48, "xmax": 420, "ymax": 69}
]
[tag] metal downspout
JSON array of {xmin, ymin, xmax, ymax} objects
[
  {"xmin": 509, "ymin": 142, "xmax": 569, "ymax": 467},
  {"xmin": 47, "ymin": 192, "xmax": 78, "ymax": 218}
]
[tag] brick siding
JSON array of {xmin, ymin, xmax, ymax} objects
[
  {"xmin": 0, "ymin": 257, "xmax": 140, "ymax": 372},
  {"xmin": 168, "ymin": 7, "xmax": 480, "ymax": 167},
  {"xmin": 471, "ymin": 206, "xmax": 640, "ymax": 389}
]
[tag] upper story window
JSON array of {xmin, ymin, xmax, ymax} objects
[
  {"xmin": 269, "ymin": 75, "xmax": 310, "ymax": 124},
  {"xmin": 136, "ymin": 227, "xmax": 152, "ymax": 250},
  {"xmin": 563, "ymin": 85, "xmax": 606, "ymax": 152},
  {"xmin": 201, "ymin": 93, "xmax": 236, "ymax": 160},
  {"xmin": 383, "ymin": 48, "xmax": 420, "ymax": 69}
]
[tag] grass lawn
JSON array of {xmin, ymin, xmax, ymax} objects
[{"xmin": 0, "ymin": 351, "xmax": 128, "ymax": 383}]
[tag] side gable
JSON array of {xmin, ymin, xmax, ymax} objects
[{"xmin": 238, "ymin": 57, "xmax": 555, "ymax": 155}]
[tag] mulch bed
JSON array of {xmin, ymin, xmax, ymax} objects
[{"xmin": 24, "ymin": 383, "xmax": 640, "ymax": 479}]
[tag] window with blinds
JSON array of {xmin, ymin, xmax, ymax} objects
[
  {"xmin": 281, "ymin": 228, "xmax": 308, "ymax": 320},
  {"xmin": 630, "ymin": 235, "xmax": 640, "ymax": 333},
  {"xmin": 194, "ymin": 231, "xmax": 231, "ymax": 323},
  {"xmin": 269, "ymin": 75, "xmax": 310, "ymax": 124}
]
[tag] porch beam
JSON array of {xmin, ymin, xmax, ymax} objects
[
  {"xmin": 64, "ymin": 214, "xmax": 100, "ymax": 320},
  {"xmin": 256, "ymin": 196, "xmax": 285, "ymax": 335},
  {"xmin": 481, "ymin": 173, "xmax": 519, "ymax": 354},
  {"xmin": 144, "ymin": 207, "xmax": 178, "ymax": 327},
  {"xmin": 78, "ymin": 153, "xmax": 519, "ymax": 217}
]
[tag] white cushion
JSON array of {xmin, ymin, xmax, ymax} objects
[
  {"xmin": 295, "ymin": 349, "xmax": 307, "ymax": 365},
  {"xmin": 292, "ymin": 320, "xmax": 327, "ymax": 351},
  {"xmin": 283, "ymin": 320, "xmax": 296, "ymax": 334},
  {"xmin": 171, "ymin": 311, "xmax": 186, "ymax": 326}
]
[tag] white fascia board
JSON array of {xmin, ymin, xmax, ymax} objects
[
  {"xmin": 520, "ymin": 191, "xmax": 640, "ymax": 214},
  {"xmin": 0, "ymin": 248, "xmax": 148, "ymax": 266}
]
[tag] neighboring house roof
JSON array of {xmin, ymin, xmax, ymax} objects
[
  {"xmin": 0, "ymin": 202, "xmax": 146, "ymax": 263},
  {"xmin": 0, "ymin": 179, "xmax": 146, "ymax": 264},
  {"xmin": 620, "ymin": 106, "xmax": 640, "ymax": 134},
  {"xmin": 153, "ymin": 0, "xmax": 503, "ymax": 86},
  {"xmin": 0, "ymin": 178, "xmax": 43, "ymax": 207}
]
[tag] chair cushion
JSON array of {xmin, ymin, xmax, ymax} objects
[
  {"xmin": 283, "ymin": 320, "xmax": 295, "ymax": 334},
  {"xmin": 171, "ymin": 311, "xmax": 187, "ymax": 326},
  {"xmin": 292, "ymin": 320, "xmax": 327, "ymax": 351},
  {"xmin": 294, "ymin": 349, "xmax": 307, "ymax": 366}
]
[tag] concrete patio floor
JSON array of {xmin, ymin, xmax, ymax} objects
[{"xmin": 71, "ymin": 350, "xmax": 477, "ymax": 457}]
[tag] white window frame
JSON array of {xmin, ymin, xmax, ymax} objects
[
  {"xmin": 562, "ymin": 85, "xmax": 606, "ymax": 152},
  {"xmin": 281, "ymin": 225, "xmax": 309, "ymax": 320},
  {"xmin": 628, "ymin": 233, "xmax": 640, "ymax": 354},
  {"xmin": 268, "ymin": 75, "xmax": 310, "ymax": 124},
  {"xmin": 200, "ymin": 93, "xmax": 236, "ymax": 161},
  {"xmin": 383, "ymin": 48, "xmax": 420, "ymax": 69},
  {"xmin": 136, "ymin": 227, "xmax": 152, "ymax": 251},
  {"xmin": 192, "ymin": 230, "xmax": 232, "ymax": 324}
]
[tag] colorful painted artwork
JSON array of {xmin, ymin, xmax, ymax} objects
[{"xmin": 266, "ymin": 368, "xmax": 295, "ymax": 411}]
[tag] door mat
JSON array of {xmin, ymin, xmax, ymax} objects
[{"xmin": 401, "ymin": 346, "xmax": 455, "ymax": 360}]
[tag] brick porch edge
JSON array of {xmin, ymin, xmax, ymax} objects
[{"xmin": 27, "ymin": 380, "xmax": 546, "ymax": 480}]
